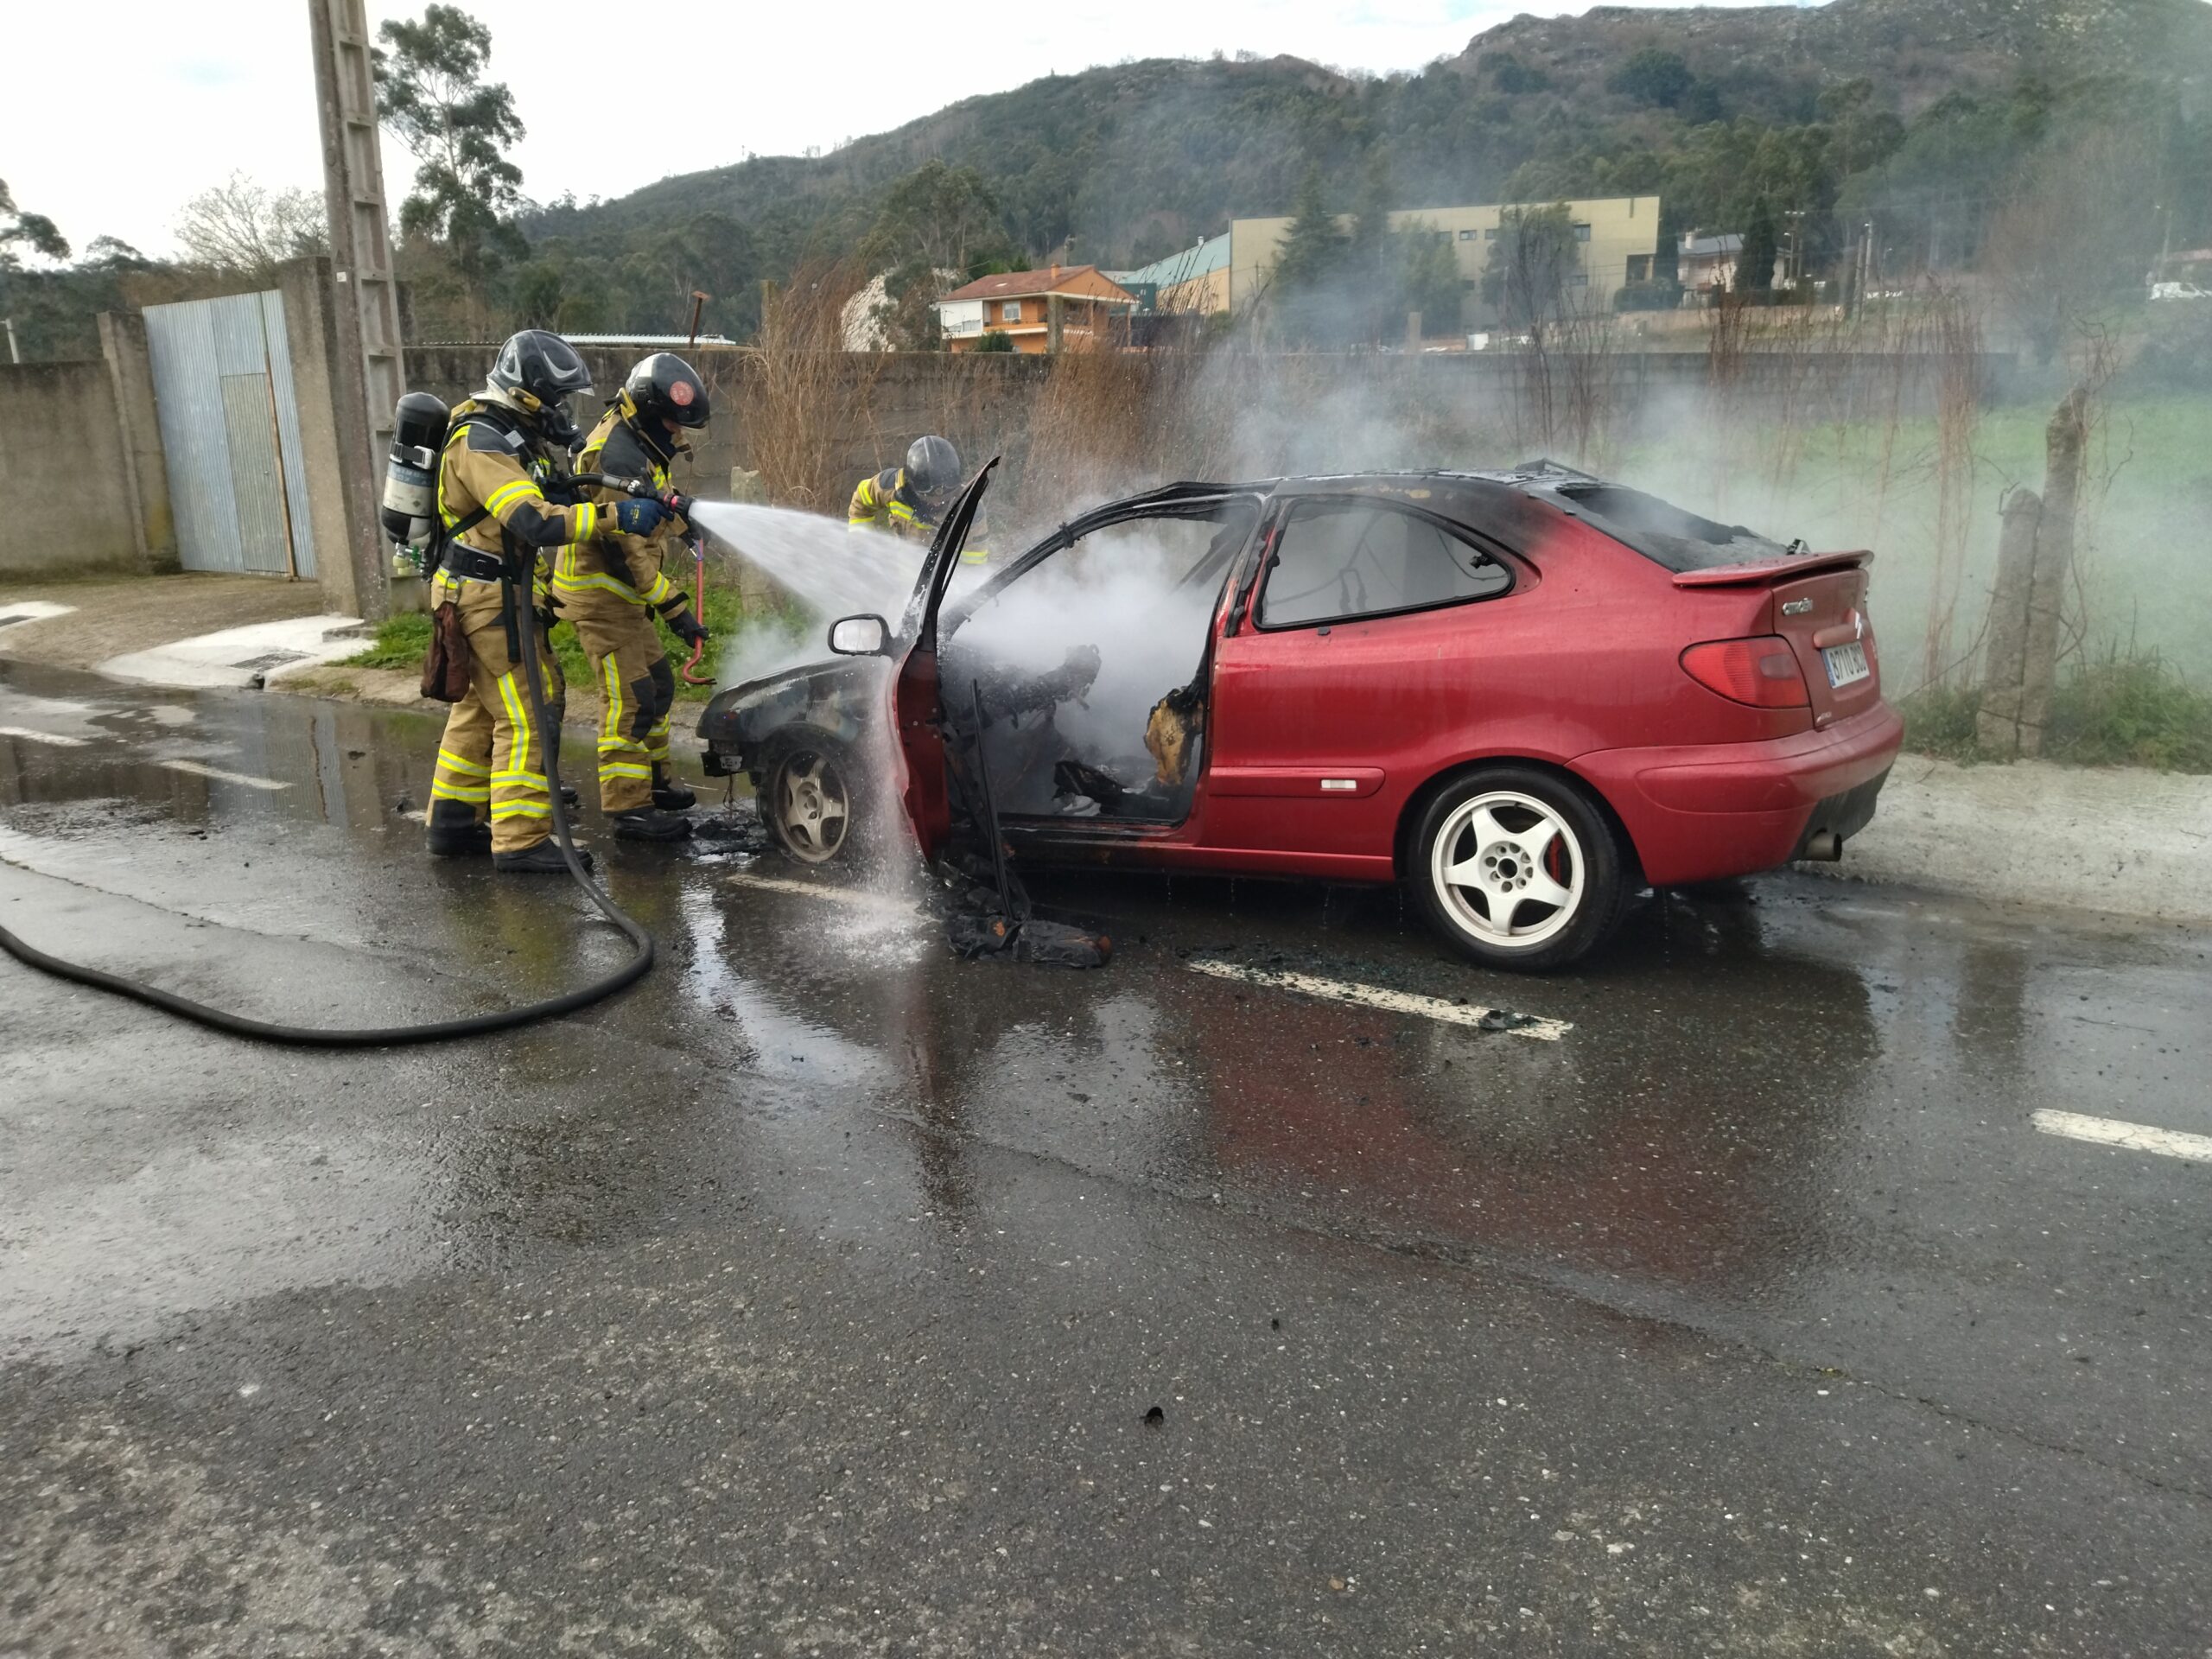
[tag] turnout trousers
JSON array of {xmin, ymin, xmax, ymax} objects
[
  {"xmin": 563, "ymin": 596, "xmax": 674, "ymax": 815},
  {"xmin": 428, "ymin": 572, "xmax": 568, "ymax": 855}
]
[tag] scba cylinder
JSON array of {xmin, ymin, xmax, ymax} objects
[{"xmin": 379, "ymin": 391, "xmax": 451, "ymax": 550}]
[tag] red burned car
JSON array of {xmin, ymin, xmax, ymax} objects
[{"xmin": 699, "ymin": 462, "xmax": 1901, "ymax": 969}]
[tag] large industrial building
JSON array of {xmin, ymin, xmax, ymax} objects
[{"xmin": 1227, "ymin": 195, "xmax": 1662, "ymax": 330}]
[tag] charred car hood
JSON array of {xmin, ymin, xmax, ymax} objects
[{"xmin": 697, "ymin": 658, "xmax": 879, "ymax": 755}]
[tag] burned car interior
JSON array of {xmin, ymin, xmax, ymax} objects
[{"xmin": 941, "ymin": 497, "xmax": 1260, "ymax": 830}]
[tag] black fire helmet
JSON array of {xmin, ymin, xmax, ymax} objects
[
  {"xmin": 489, "ymin": 329, "xmax": 594, "ymax": 417},
  {"xmin": 620, "ymin": 352, "xmax": 712, "ymax": 430},
  {"xmin": 905, "ymin": 435, "xmax": 962, "ymax": 511}
]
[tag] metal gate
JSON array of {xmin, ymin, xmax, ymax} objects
[{"xmin": 143, "ymin": 290, "xmax": 317, "ymax": 579}]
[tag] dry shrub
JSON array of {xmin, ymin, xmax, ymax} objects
[{"xmin": 743, "ymin": 261, "xmax": 882, "ymax": 511}]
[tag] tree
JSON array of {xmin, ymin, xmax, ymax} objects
[
  {"xmin": 1736, "ymin": 200, "xmax": 1777, "ymax": 295},
  {"xmin": 1981, "ymin": 125, "xmax": 2158, "ymax": 365},
  {"xmin": 1608, "ymin": 48, "xmax": 1697, "ymax": 111},
  {"xmin": 1481, "ymin": 203, "xmax": 1579, "ymax": 328},
  {"xmin": 975, "ymin": 329, "xmax": 1017, "ymax": 353},
  {"xmin": 1397, "ymin": 223, "xmax": 1465, "ymax": 336},
  {"xmin": 0, "ymin": 178, "xmax": 69, "ymax": 269},
  {"xmin": 373, "ymin": 4, "xmax": 525, "ymax": 278},
  {"xmin": 861, "ymin": 160, "xmax": 1008, "ymax": 350},
  {"xmin": 174, "ymin": 173, "xmax": 327, "ymax": 284},
  {"xmin": 1273, "ymin": 165, "xmax": 1344, "ymax": 296}
]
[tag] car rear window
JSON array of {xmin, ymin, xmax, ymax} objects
[{"xmin": 1547, "ymin": 481, "xmax": 1799, "ymax": 572}]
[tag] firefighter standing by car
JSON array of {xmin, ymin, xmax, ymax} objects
[
  {"xmin": 847, "ymin": 435, "xmax": 983, "ymax": 563},
  {"xmin": 424, "ymin": 330, "xmax": 674, "ymax": 872},
  {"xmin": 563, "ymin": 353, "xmax": 715, "ymax": 842}
]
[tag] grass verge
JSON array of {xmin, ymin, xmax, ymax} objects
[
  {"xmin": 1900, "ymin": 657, "xmax": 2212, "ymax": 772},
  {"xmin": 339, "ymin": 580, "xmax": 747, "ymax": 703}
]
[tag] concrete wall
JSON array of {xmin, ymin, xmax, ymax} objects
[
  {"xmin": 0, "ymin": 361, "xmax": 146, "ymax": 579},
  {"xmin": 97, "ymin": 312, "xmax": 178, "ymax": 569}
]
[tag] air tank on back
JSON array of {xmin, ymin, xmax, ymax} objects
[{"xmin": 380, "ymin": 391, "xmax": 451, "ymax": 551}]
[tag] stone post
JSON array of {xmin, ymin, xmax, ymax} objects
[{"xmin": 1976, "ymin": 387, "xmax": 2089, "ymax": 758}]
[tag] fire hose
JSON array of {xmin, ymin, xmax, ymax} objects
[{"xmin": 0, "ymin": 469, "xmax": 694, "ymax": 1047}]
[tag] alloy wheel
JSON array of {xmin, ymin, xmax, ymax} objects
[
  {"xmin": 772, "ymin": 749, "xmax": 851, "ymax": 864},
  {"xmin": 1428, "ymin": 789, "xmax": 1586, "ymax": 950}
]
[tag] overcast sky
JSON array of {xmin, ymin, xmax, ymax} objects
[{"xmin": 3, "ymin": 0, "xmax": 1799, "ymax": 260}]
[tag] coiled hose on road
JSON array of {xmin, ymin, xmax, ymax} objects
[{"xmin": 0, "ymin": 572, "xmax": 655, "ymax": 1047}]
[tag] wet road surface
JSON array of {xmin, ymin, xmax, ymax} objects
[{"xmin": 3, "ymin": 661, "xmax": 2209, "ymax": 1656}]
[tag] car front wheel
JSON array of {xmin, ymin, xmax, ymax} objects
[
  {"xmin": 761, "ymin": 739, "xmax": 859, "ymax": 865},
  {"xmin": 1410, "ymin": 767, "xmax": 1630, "ymax": 971}
]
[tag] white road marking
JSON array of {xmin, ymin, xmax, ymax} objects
[
  {"xmin": 160, "ymin": 760, "xmax": 289, "ymax": 792},
  {"xmin": 723, "ymin": 869, "xmax": 925, "ymax": 920},
  {"xmin": 1184, "ymin": 957, "xmax": 1573, "ymax": 1041},
  {"xmin": 0, "ymin": 725, "xmax": 86, "ymax": 747},
  {"xmin": 2032, "ymin": 1109, "xmax": 2212, "ymax": 1162}
]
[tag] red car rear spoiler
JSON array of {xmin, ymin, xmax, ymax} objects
[{"xmin": 1672, "ymin": 550, "xmax": 1872, "ymax": 588}]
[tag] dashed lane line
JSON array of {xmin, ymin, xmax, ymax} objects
[
  {"xmin": 2032, "ymin": 1109, "xmax": 2212, "ymax": 1163},
  {"xmin": 0, "ymin": 726, "xmax": 87, "ymax": 747},
  {"xmin": 1183, "ymin": 957, "xmax": 1572, "ymax": 1041},
  {"xmin": 159, "ymin": 760, "xmax": 289, "ymax": 792}
]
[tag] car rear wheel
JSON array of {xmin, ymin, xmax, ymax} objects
[
  {"xmin": 1410, "ymin": 767, "xmax": 1630, "ymax": 971},
  {"xmin": 762, "ymin": 741, "xmax": 858, "ymax": 865}
]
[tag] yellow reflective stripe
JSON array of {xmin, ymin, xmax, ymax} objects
[
  {"xmin": 483, "ymin": 478, "xmax": 541, "ymax": 516},
  {"xmin": 435, "ymin": 748, "xmax": 491, "ymax": 778},
  {"xmin": 887, "ymin": 501, "xmax": 918, "ymax": 523},
  {"xmin": 429, "ymin": 781, "xmax": 491, "ymax": 804},
  {"xmin": 600, "ymin": 652, "xmax": 625, "ymax": 741},
  {"xmin": 598, "ymin": 763, "xmax": 652, "ymax": 780},
  {"xmin": 642, "ymin": 572, "xmax": 677, "ymax": 605},
  {"xmin": 491, "ymin": 801, "xmax": 551, "ymax": 820},
  {"xmin": 551, "ymin": 572, "xmax": 644, "ymax": 600},
  {"xmin": 569, "ymin": 501, "xmax": 598, "ymax": 545},
  {"xmin": 595, "ymin": 736, "xmax": 638, "ymax": 753},
  {"xmin": 493, "ymin": 672, "xmax": 541, "ymax": 785},
  {"xmin": 847, "ymin": 518, "xmax": 874, "ymax": 531}
]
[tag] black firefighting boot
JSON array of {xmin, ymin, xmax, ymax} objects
[
  {"xmin": 493, "ymin": 838, "xmax": 594, "ymax": 874},
  {"xmin": 651, "ymin": 766, "xmax": 696, "ymax": 812},
  {"xmin": 426, "ymin": 799, "xmax": 491, "ymax": 857},
  {"xmin": 610, "ymin": 807, "xmax": 694, "ymax": 842}
]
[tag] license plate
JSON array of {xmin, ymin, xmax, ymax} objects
[{"xmin": 1822, "ymin": 640, "xmax": 1870, "ymax": 688}]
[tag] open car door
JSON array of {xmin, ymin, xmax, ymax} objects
[{"xmin": 888, "ymin": 461, "xmax": 996, "ymax": 861}]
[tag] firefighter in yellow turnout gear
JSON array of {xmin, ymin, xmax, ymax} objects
[
  {"xmin": 425, "ymin": 330, "xmax": 676, "ymax": 874},
  {"xmin": 847, "ymin": 435, "xmax": 983, "ymax": 563},
  {"xmin": 566, "ymin": 353, "xmax": 714, "ymax": 842}
]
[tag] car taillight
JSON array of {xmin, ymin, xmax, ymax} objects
[{"xmin": 1680, "ymin": 635, "xmax": 1809, "ymax": 708}]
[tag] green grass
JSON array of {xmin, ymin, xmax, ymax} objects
[
  {"xmin": 340, "ymin": 612, "xmax": 433, "ymax": 670},
  {"xmin": 1899, "ymin": 656, "xmax": 2212, "ymax": 773},
  {"xmin": 340, "ymin": 579, "xmax": 750, "ymax": 702}
]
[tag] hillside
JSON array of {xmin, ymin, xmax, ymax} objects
[{"xmin": 515, "ymin": 0, "xmax": 2212, "ymax": 335}]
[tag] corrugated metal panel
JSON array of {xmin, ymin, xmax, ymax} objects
[
  {"xmin": 144, "ymin": 299, "xmax": 245, "ymax": 572},
  {"xmin": 259, "ymin": 291, "xmax": 315, "ymax": 579},
  {"xmin": 221, "ymin": 374, "xmax": 292, "ymax": 575},
  {"xmin": 143, "ymin": 289, "xmax": 315, "ymax": 580}
]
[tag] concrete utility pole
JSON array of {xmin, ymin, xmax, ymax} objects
[{"xmin": 308, "ymin": 0, "xmax": 404, "ymax": 621}]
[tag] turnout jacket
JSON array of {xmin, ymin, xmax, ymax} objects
[
  {"xmin": 848, "ymin": 466, "xmax": 987, "ymax": 563},
  {"xmin": 436, "ymin": 397, "xmax": 607, "ymax": 588},
  {"xmin": 568, "ymin": 409, "xmax": 690, "ymax": 616}
]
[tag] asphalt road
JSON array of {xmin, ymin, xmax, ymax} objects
[{"xmin": 3, "ymin": 662, "xmax": 2209, "ymax": 1657}]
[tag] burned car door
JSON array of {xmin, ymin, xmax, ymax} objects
[
  {"xmin": 933, "ymin": 490, "xmax": 1262, "ymax": 837},
  {"xmin": 888, "ymin": 461, "xmax": 995, "ymax": 861}
]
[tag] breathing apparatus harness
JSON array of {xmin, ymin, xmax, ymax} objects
[{"xmin": 0, "ymin": 397, "xmax": 699, "ymax": 1049}]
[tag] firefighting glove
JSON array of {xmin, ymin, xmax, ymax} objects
[
  {"xmin": 666, "ymin": 608, "xmax": 710, "ymax": 649},
  {"xmin": 613, "ymin": 498, "xmax": 671, "ymax": 537}
]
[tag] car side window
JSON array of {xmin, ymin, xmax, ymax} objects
[{"xmin": 1256, "ymin": 499, "xmax": 1511, "ymax": 630}]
